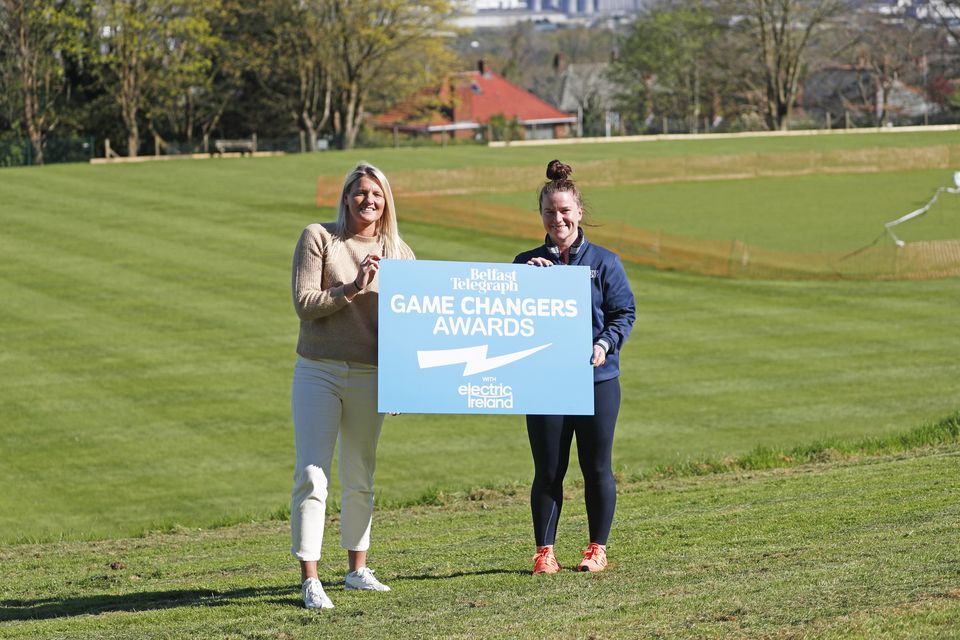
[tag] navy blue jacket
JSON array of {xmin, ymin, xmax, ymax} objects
[{"xmin": 514, "ymin": 237, "xmax": 636, "ymax": 382}]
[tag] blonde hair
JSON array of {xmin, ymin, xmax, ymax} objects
[{"xmin": 333, "ymin": 161, "xmax": 404, "ymax": 257}]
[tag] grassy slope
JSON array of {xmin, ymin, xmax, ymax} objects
[
  {"xmin": 1, "ymin": 134, "xmax": 959, "ymax": 544},
  {"xmin": 1, "ymin": 443, "xmax": 957, "ymax": 639}
]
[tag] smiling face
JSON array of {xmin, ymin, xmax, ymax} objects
[
  {"xmin": 540, "ymin": 190, "xmax": 582, "ymax": 251},
  {"xmin": 345, "ymin": 175, "xmax": 386, "ymax": 237}
]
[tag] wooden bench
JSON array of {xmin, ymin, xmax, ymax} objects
[{"xmin": 212, "ymin": 138, "xmax": 256, "ymax": 156}]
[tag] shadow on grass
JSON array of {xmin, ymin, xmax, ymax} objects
[
  {"xmin": 0, "ymin": 571, "xmax": 529, "ymax": 621},
  {"xmin": 396, "ymin": 569, "xmax": 529, "ymax": 580},
  {"xmin": 0, "ymin": 585, "xmax": 294, "ymax": 622}
]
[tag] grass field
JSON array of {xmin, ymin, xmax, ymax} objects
[
  {"xmin": 1, "ymin": 130, "xmax": 959, "ymax": 637},
  {"xmin": 2, "ymin": 437, "xmax": 958, "ymax": 639},
  {"xmin": 476, "ymin": 169, "xmax": 960, "ymax": 251},
  {"xmin": 2, "ymin": 132, "xmax": 960, "ymax": 544}
]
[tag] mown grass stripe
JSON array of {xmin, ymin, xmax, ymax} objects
[
  {"xmin": 642, "ymin": 411, "xmax": 960, "ymax": 479},
  {"xmin": 2, "ymin": 206, "xmax": 292, "ymax": 291}
]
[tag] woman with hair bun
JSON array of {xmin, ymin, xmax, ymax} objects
[
  {"xmin": 290, "ymin": 162, "xmax": 415, "ymax": 608},
  {"xmin": 513, "ymin": 159, "xmax": 636, "ymax": 574}
]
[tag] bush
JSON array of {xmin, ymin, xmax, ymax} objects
[{"xmin": 0, "ymin": 137, "xmax": 29, "ymax": 167}]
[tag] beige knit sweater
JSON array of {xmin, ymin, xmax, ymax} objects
[{"xmin": 292, "ymin": 223, "xmax": 415, "ymax": 365}]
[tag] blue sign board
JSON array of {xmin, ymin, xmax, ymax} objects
[{"xmin": 378, "ymin": 260, "xmax": 594, "ymax": 415}]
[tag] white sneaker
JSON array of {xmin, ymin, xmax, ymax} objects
[
  {"xmin": 302, "ymin": 577, "xmax": 334, "ymax": 609},
  {"xmin": 344, "ymin": 567, "xmax": 391, "ymax": 591}
]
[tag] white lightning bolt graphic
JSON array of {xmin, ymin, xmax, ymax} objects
[{"xmin": 417, "ymin": 344, "xmax": 552, "ymax": 376}]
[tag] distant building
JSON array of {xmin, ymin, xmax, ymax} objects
[
  {"xmin": 468, "ymin": 0, "xmax": 527, "ymax": 9},
  {"xmin": 536, "ymin": 58, "xmax": 624, "ymax": 136},
  {"xmin": 802, "ymin": 65, "xmax": 941, "ymax": 125},
  {"xmin": 452, "ymin": 0, "xmax": 649, "ymax": 28},
  {"xmin": 372, "ymin": 61, "xmax": 577, "ymax": 141},
  {"xmin": 862, "ymin": 0, "xmax": 960, "ymax": 23},
  {"xmin": 531, "ymin": 0, "xmax": 646, "ymax": 13}
]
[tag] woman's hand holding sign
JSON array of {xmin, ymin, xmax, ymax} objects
[{"xmin": 591, "ymin": 344, "xmax": 606, "ymax": 368}]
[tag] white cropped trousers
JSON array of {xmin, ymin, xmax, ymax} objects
[{"xmin": 290, "ymin": 356, "xmax": 384, "ymax": 561}]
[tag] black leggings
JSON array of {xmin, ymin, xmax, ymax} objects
[{"xmin": 526, "ymin": 376, "xmax": 620, "ymax": 546}]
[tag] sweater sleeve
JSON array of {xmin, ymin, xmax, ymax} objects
[
  {"xmin": 596, "ymin": 254, "xmax": 636, "ymax": 355},
  {"xmin": 291, "ymin": 225, "xmax": 350, "ymax": 321}
]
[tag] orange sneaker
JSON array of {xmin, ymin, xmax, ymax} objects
[
  {"xmin": 577, "ymin": 543, "xmax": 607, "ymax": 572},
  {"xmin": 532, "ymin": 546, "xmax": 561, "ymax": 574}
]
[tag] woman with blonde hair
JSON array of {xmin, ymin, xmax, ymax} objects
[{"xmin": 290, "ymin": 162, "xmax": 415, "ymax": 609}]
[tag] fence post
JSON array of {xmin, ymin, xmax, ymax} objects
[
  {"xmin": 203, "ymin": 134, "xmax": 209, "ymax": 154},
  {"xmin": 826, "ymin": 112, "xmax": 832, "ymax": 130},
  {"xmin": 155, "ymin": 134, "xmax": 161, "ymax": 157},
  {"xmin": 299, "ymin": 131, "xmax": 306, "ymax": 153},
  {"xmin": 662, "ymin": 116, "xmax": 668, "ymax": 134},
  {"xmin": 727, "ymin": 239, "xmax": 738, "ymax": 277},
  {"xmin": 252, "ymin": 133, "xmax": 258, "ymax": 153},
  {"xmin": 845, "ymin": 111, "xmax": 851, "ymax": 129}
]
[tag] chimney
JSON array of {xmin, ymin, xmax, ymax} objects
[{"xmin": 553, "ymin": 52, "xmax": 566, "ymax": 74}]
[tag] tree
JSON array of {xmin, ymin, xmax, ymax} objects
[
  {"xmin": 0, "ymin": 0, "xmax": 87, "ymax": 164},
  {"xmin": 552, "ymin": 24, "xmax": 615, "ymax": 66},
  {"xmin": 554, "ymin": 63, "xmax": 618, "ymax": 137},
  {"xmin": 322, "ymin": 0, "xmax": 455, "ymax": 150},
  {"xmin": 731, "ymin": 0, "xmax": 848, "ymax": 130},
  {"xmin": 498, "ymin": 19, "xmax": 536, "ymax": 85},
  {"xmin": 256, "ymin": 0, "xmax": 335, "ymax": 151},
  {"xmin": 144, "ymin": 3, "xmax": 220, "ymax": 151},
  {"xmin": 195, "ymin": 0, "xmax": 284, "ymax": 142},
  {"xmin": 841, "ymin": 12, "xmax": 934, "ymax": 126},
  {"xmin": 96, "ymin": 0, "xmax": 216, "ymax": 156},
  {"xmin": 611, "ymin": 4, "xmax": 721, "ymax": 132},
  {"xmin": 179, "ymin": 0, "xmax": 270, "ymax": 148},
  {"xmin": 487, "ymin": 112, "xmax": 520, "ymax": 142}
]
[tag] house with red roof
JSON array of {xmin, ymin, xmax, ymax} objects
[{"xmin": 372, "ymin": 61, "xmax": 577, "ymax": 142}]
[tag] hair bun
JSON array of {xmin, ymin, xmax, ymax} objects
[{"xmin": 546, "ymin": 159, "xmax": 572, "ymax": 181}]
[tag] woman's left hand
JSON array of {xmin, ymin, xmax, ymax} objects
[
  {"xmin": 354, "ymin": 253, "xmax": 382, "ymax": 291},
  {"xmin": 591, "ymin": 344, "xmax": 606, "ymax": 368},
  {"xmin": 526, "ymin": 257, "xmax": 553, "ymax": 267}
]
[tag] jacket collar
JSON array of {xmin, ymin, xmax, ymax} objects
[{"xmin": 544, "ymin": 228, "xmax": 586, "ymax": 264}]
